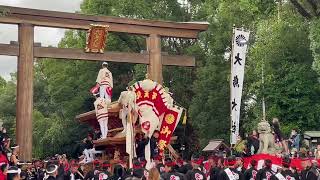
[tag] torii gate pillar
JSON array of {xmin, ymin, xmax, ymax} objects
[
  {"xmin": 147, "ymin": 34, "xmax": 163, "ymax": 84},
  {"xmin": 16, "ymin": 23, "xmax": 34, "ymax": 161}
]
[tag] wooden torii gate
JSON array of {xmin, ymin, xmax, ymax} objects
[{"xmin": 0, "ymin": 5, "xmax": 208, "ymax": 160}]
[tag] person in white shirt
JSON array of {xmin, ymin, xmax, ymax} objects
[
  {"xmin": 94, "ymin": 95, "xmax": 109, "ymax": 139},
  {"xmin": 96, "ymin": 62, "xmax": 113, "ymax": 103}
]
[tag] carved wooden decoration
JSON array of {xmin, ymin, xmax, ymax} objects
[{"xmin": 85, "ymin": 24, "xmax": 109, "ymax": 53}]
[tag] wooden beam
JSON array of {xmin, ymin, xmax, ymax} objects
[
  {"xmin": 1, "ymin": 5, "xmax": 208, "ymax": 30},
  {"xmin": 0, "ymin": 43, "xmax": 18, "ymax": 56},
  {"xmin": 147, "ymin": 34, "xmax": 163, "ymax": 84},
  {"xmin": 10, "ymin": 41, "xmax": 41, "ymax": 47},
  {"xmin": 0, "ymin": 5, "xmax": 208, "ymax": 38},
  {"xmin": 0, "ymin": 15, "xmax": 198, "ymax": 39},
  {"xmin": 35, "ymin": 46, "xmax": 149, "ymax": 64},
  {"xmin": 16, "ymin": 23, "xmax": 34, "ymax": 161},
  {"xmin": 0, "ymin": 44, "xmax": 195, "ymax": 67}
]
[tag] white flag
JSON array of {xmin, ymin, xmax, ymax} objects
[{"xmin": 230, "ymin": 29, "xmax": 250, "ymax": 144}]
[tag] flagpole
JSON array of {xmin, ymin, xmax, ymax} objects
[{"xmin": 230, "ymin": 25, "xmax": 236, "ymax": 147}]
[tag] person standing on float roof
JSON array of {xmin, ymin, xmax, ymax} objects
[
  {"xmin": 96, "ymin": 62, "xmax": 113, "ymax": 103},
  {"xmin": 94, "ymin": 93, "xmax": 109, "ymax": 139}
]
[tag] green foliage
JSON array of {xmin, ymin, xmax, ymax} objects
[
  {"xmin": 0, "ymin": 76, "xmax": 16, "ymax": 141},
  {"xmin": 246, "ymin": 9, "xmax": 320, "ymax": 136},
  {"xmin": 310, "ymin": 18, "xmax": 320, "ymax": 75},
  {"xmin": 189, "ymin": 0, "xmax": 276, "ymax": 146}
]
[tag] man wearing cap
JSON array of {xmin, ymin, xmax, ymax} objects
[
  {"xmin": 256, "ymin": 159, "xmax": 275, "ymax": 180},
  {"xmin": 161, "ymin": 158, "xmax": 184, "ymax": 180},
  {"xmin": 94, "ymin": 94, "xmax": 109, "ymax": 139},
  {"xmin": 244, "ymin": 159, "xmax": 257, "ymax": 180},
  {"xmin": 218, "ymin": 156, "xmax": 243, "ymax": 180},
  {"xmin": 45, "ymin": 164, "xmax": 58, "ymax": 180},
  {"xmin": 96, "ymin": 62, "xmax": 113, "ymax": 103},
  {"xmin": 185, "ymin": 155, "xmax": 206, "ymax": 180},
  {"xmin": 270, "ymin": 157, "xmax": 296, "ymax": 180},
  {"xmin": 7, "ymin": 166, "xmax": 21, "ymax": 180}
]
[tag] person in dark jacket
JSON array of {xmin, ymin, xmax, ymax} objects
[
  {"xmin": 209, "ymin": 160, "xmax": 221, "ymax": 180},
  {"xmin": 185, "ymin": 155, "xmax": 206, "ymax": 180},
  {"xmin": 7, "ymin": 166, "xmax": 21, "ymax": 180},
  {"xmin": 150, "ymin": 130, "xmax": 159, "ymax": 160},
  {"xmin": 65, "ymin": 163, "xmax": 84, "ymax": 180},
  {"xmin": 235, "ymin": 157, "xmax": 245, "ymax": 174},
  {"xmin": 303, "ymin": 160, "xmax": 319, "ymax": 180},
  {"xmin": 45, "ymin": 164, "xmax": 59, "ymax": 180},
  {"xmin": 244, "ymin": 159, "xmax": 257, "ymax": 180},
  {"xmin": 272, "ymin": 118, "xmax": 288, "ymax": 153},
  {"xmin": 109, "ymin": 164, "xmax": 125, "ymax": 180},
  {"xmin": 98, "ymin": 161, "xmax": 111, "ymax": 180},
  {"xmin": 255, "ymin": 159, "xmax": 274, "ymax": 180},
  {"xmin": 218, "ymin": 156, "xmax": 244, "ymax": 180},
  {"xmin": 246, "ymin": 130, "xmax": 259, "ymax": 155},
  {"xmin": 270, "ymin": 157, "xmax": 297, "ymax": 180},
  {"xmin": 135, "ymin": 133, "xmax": 149, "ymax": 159},
  {"xmin": 161, "ymin": 158, "xmax": 184, "ymax": 180}
]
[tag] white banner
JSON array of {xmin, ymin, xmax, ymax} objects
[{"xmin": 230, "ymin": 29, "xmax": 250, "ymax": 144}]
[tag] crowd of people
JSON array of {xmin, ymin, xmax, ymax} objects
[
  {"xmin": 2, "ymin": 148, "xmax": 320, "ymax": 180},
  {"xmin": 233, "ymin": 118, "xmax": 305, "ymax": 158},
  {"xmin": 1, "ymin": 117, "xmax": 320, "ymax": 180}
]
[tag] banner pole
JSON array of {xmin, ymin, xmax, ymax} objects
[{"xmin": 230, "ymin": 25, "xmax": 236, "ymax": 147}]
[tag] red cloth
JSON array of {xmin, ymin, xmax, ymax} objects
[
  {"xmin": 243, "ymin": 154, "xmax": 319, "ymax": 171},
  {"xmin": 90, "ymin": 84, "xmax": 100, "ymax": 94},
  {"xmin": 0, "ymin": 154, "xmax": 8, "ymax": 165},
  {"xmin": 203, "ymin": 161, "xmax": 211, "ymax": 176},
  {"xmin": 158, "ymin": 108, "xmax": 180, "ymax": 155},
  {"xmin": 64, "ymin": 161, "xmax": 70, "ymax": 172},
  {"xmin": 0, "ymin": 172, "xmax": 6, "ymax": 180},
  {"xmin": 106, "ymin": 87, "xmax": 112, "ymax": 97},
  {"xmin": 134, "ymin": 83, "xmax": 168, "ymax": 117}
]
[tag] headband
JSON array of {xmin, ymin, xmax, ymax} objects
[
  {"xmin": 165, "ymin": 162, "xmax": 176, "ymax": 167},
  {"xmin": 17, "ymin": 162, "xmax": 32, "ymax": 166},
  {"xmin": 7, "ymin": 168, "xmax": 21, "ymax": 174},
  {"xmin": 191, "ymin": 159, "xmax": 202, "ymax": 165},
  {"xmin": 46, "ymin": 165, "xmax": 58, "ymax": 174},
  {"xmin": 133, "ymin": 164, "xmax": 142, "ymax": 169},
  {"xmin": 11, "ymin": 145, "xmax": 19, "ymax": 149},
  {"xmin": 102, "ymin": 163, "xmax": 111, "ymax": 168}
]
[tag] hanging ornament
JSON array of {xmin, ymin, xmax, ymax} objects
[{"xmin": 182, "ymin": 110, "xmax": 187, "ymax": 125}]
